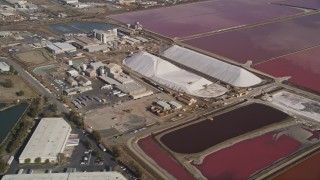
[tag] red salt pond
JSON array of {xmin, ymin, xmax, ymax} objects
[
  {"xmin": 160, "ymin": 103, "xmax": 288, "ymax": 154},
  {"xmin": 274, "ymin": 151, "xmax": 320, "ymax": 179},
  {"xmin": 254, "ymin": 46, "xmax": 320, "ymax": 93},
  {"xmin": 277, "ymin": 0, "xmax": 320, "ymax": 10},
  {"xmin": 109, "ymin": 0, "xmax": 302, "ymax": 38},
  {"xmin": 138, "ymin": 136, "xmax": 193, "ymax": 180},
  {"xmin": 183, "ymin": 13, "xmax": 320, "ymax": 64},
  {"xmin": 193, "ymin": 132, "xmax": 301, "ymax": 179}
]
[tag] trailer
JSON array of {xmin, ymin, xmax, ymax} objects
[{"xmin": 98, "ymin": 144, "xmax": 106, "ymax": 152}]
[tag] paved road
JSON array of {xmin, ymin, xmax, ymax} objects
[{"xmin": 0, "ymin": 57, "xmax": 69, "ymax": 114}]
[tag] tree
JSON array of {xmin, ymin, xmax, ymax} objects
[
  {"xmin": 2, "ymin": 79, "xmax": 13, "ymax": 88},
  {"xmin": 49, "ymin": 104, "xmax": 58, "ymax": 113},
  {"xmin": 35, "ymin": 157, "xmax": 41, "ymax": 163},
  {"xmin": 112, "ymin": 146, "xmax": 121, "ymax": 158},
  {"xmin": 95, "ymin": 151, "xmax": 102, "ymax": 160},
  {"xmin": 16, "ymin": 90, "xmax": 24, "ymax": 96},
  {"xmin": 58, "ymin": 153, "xmax": 67, "ymax": 164},
  {"xmin": 7, "ymin": 140, "xmax": 19, "ymax": 153},
  {"xmin": 68, "ymin": 111, "xmax": 83, "ymax": 128},
  {"xmin": 92, "ymin": 131, "xmax": 101, "ymax": 142},
  {"xmin": 84, "ymin": 140, "xmax": 93, "ymax": 150},
  {"xmin": 27, "ymin": 103, "xmax": 39, "ymax": 118},
  {"xmin": 43, "ymin": 111, "xmax": 55, "ymax": 117},
  {"xmin": 0, "ymin": 158, "xmax": 7, "ymax": 173},
  {"xmin": 24, "ymin": 158, "xmax": 31, "ymax": 163},
  {"xmin": 45, "ymin": 159, "xmax": 50, "ymax": 164}
]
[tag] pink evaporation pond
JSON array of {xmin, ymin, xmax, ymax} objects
[
  {"xmin": 138, "ymin": 136, "xmax": 193, "ymax": 180},
  {"xmin": 183, "ymin": 13, "xmax": 320, "ymax": 64},
  {"xmin": 109, "ymin": 0, "xmax": 302, "ymax": 38},
  {"xmin": 254, "ymin": 46, "xmax": 320, "ymax": 93},
  {"xmin": 193, "ymin": 133, "xmax": 301, "ymax": 179},
  {"xmin": 277, "ymin": 0, "xmax": 320, "ymax": 10}
]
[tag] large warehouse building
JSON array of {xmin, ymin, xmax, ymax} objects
[
  {"xmin": 2, "ymin": 172, "xmax": 126, "ymax": 180},
  {"xmin": 19, "ymin": 118, "xmax": 71, "ymax": 164},
  {"xmin": 46, "ymin": 42, "xmax": 77, "ymax": 54}
]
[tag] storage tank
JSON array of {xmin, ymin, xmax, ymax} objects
[
  {"xmin": 99, "ymin": 68, "xmax": 105, "ymax": 76},
  {"xmin": 82, "ymin": 64, "xmax": 87, "ymax": 71}
]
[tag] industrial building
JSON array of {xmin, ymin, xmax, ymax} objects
[
  {"xmin": 2, "ymin": 172, "xmax": 126, "ymax": 180},
  {"xmin": 157, "ymin": 101, "xmax": 171, "ymax": 111},
  {"xmin": 67, "ymin": 69, "xmax": 79, "ymax": 77},
  {"xmin": 89, "ymin": 61, "xmax": 105, "ymax": 71},
  {"xmin": 84, "ymin": 68, "xmax": 96, "ymax": 78},
  {"xmin": 169, "ymin": 101, "xmax": 182, "ymax": 109},
  {"xmin": 0, "ymin": 31, "xmax": 13, "ymax": 37},
  {"xmin": 176, "ymin": 95, "xmax": 197, "ymax": 105},
  {"xmin": 85, "ymin": 44, "xmax": 111, "ymax": 53},
  {"xmin": 63, "ymin": 86, "xmax": 92, "ymax": 95},
  {"xmin": 130, "ymin": 90, "xmax": 153, "ymax": 99},
  {"xmin": 19, "ymin": 118, "xmax": 71, "ymax": 164},
  {"xmin": 93, "ymin": 29, "xmax": 117, "ymax": 44},
  {"xmin": 46, "ymin": 42, "xmax": 76, "ymax": 54},
  {"xmin": 75, "ymin": 75, "xmax": 92, "ymax": 86},
  {"xmin": 66, "ymin": 77, "xmax": 78, "ymax": 87},
  {"xmin": 0, "ymin": 61, "xmax": 10, "ymax": 72},
  {"xmin": 60, "ymin": 0, "xmax": 78, "ymax": 4},
  {"xmin": 71, "ymin": 36, "xmax": 99, "ymax": 49},
  {"xmin": 98, "ymin": 62, "xmax": 153, "ymax": 99}
]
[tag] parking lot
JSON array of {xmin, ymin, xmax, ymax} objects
[
  {"xmin": 5, "ymin": 125, "xmax": 117, "ymax": 175},
  {"xmin": 70, "ymin": 79, "xmax": 132, "ymax": 112}
]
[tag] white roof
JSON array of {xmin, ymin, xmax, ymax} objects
[
  {"xmin": 0, "ymin": 61, "xmax": 10, "ymax": 71},
  {"xmin": 54, "ymin": 42, "xmax": 76, "ymax": 50},
  {"xmin": 19, "ymin": 118, "xmax": 71, "ymax": 160},
  {"xmin": 2, "ymin": 172, "xmax": 126, "ymax": 180},
  {"xmin": 47, "ymin": 42, "xmax": 76, "ymax": 52},
  {"xmin": 124, "ymin": 51, "xmax": 227, "ymax": 97},
  {"xmin": 162, "ymin": 45, "xmax": 262, "ymax": 87},
  {"xmin": 157, "ymin": 101, "xmax": 171, "ymax": 108},
  {"xmin": 169, "ymin": 101, "xmax": 182, "ymax": 107},
  {"xmin": 90, "ymin": 61, "xmax": 105, "ymax": 70}
]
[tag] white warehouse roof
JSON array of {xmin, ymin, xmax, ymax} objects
[
  {"xmin": 47, "ymin": 42, "xmax": 76, "ymax": 54},
  {"xmin": 0, "ymin": 61, "xmax": 10, "ymax": 72},
  {"xmin": 19, "ymin": 118, "xmax": 71, "ymax": 163},
  {"xmin": 2, "ymin": 172, "xmax": 126, "ymax": 180},
  {"xmin": 162, "ymin": 45, "xmax": 262, "ymax": 87},
  {"xmin": 124, "ymin": 51, "xmax": 227, "ymax": 97}
]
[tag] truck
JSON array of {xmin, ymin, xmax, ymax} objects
[
  {"xmin": 98, "ymin": 143, "xmax": 106, "ymax": 152},
  {"xmin": 17, "ymin": 169, "xmax": 24, "ymax": 174},
  {"xmin": 101, "ymin": 84, "xmax": 113, "ymax": 90},
  {"xmin": 7, "ymin": 156, "xmax": 14, "ymax": 165},
  {"xmin": 117, "ymin": 93, "xmax": 127, "ymax": 97},
  {"xmin": 112, "ymin": 90, "xmax": 121, "ymax": 95}
]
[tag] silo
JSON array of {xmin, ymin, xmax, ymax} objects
[{"xmin": 99, "ymin": 68, "xmax": 105, "ymax": 76}]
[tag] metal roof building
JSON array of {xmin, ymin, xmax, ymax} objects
[
  {"xmin": 46, "ymin": 42, "xmax": 77, "ymax": 54},
  {"xmin": 169, "ymin": 101, "xmax": 182, "ymax": 109},
  {"xmin": 19, "ymin": 118, "xmax": 71, "ymax": 164},
  {"xmin": 2, "ymin": 172, "xmax": 126, "ymax": 180},
  {"xmin": 157, "ymin": 101, "xmax": 171, "ymax": 111},
  {"xmin": 0, "ymin": 61, "xmax": 10, "ymax": 72}
]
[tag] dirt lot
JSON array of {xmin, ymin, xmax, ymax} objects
[
  {"xmin": 84, "ymin": 93, "xmax": 176, "ymax": 138},
  {"xmin": 15, "ymin": 50, "xmax": 52, "ymax": 66},
  {"xmin": 0, "ymin": 75, "xmax": 37, "ymax": 101}
]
